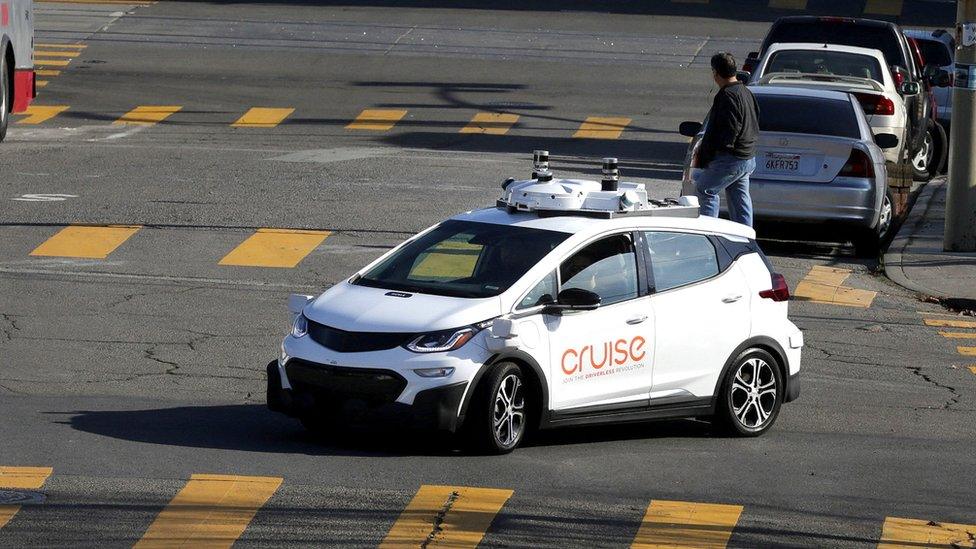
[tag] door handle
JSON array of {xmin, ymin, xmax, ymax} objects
[
  {"xmin": 626, "ymin": 315, "xmax": 648, "ymax": 325},
  {"xmin": 722, "ymin": 294, "xmax": 743, "ymax": 303}
]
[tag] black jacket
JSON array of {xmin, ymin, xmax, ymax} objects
[{"xmin": 699, "ymin": 82, "xmax": 760, "ymax": 168}]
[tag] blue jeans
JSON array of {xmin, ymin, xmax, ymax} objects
[{"xmin": 695, "ymin": 154, "xmax": 756, "ymax": 227}]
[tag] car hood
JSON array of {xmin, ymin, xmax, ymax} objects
[{"xmin": 303, "ymin": 281, "xmax": 503, "ymax": 333}]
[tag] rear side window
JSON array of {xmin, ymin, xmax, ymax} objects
[
  {"xmin": 643, "ymin": 232, "xmax": 719, "ymax": 292},
  {"xmin": 765, "ymin": 22, "xmax": 905, "ymax": 68},
  {"xmin": 765, "ymin": 50, "xmax": 884, "ymax": 81},
  {"xmin": 915, "ymin": 38, "xmax": 952, "ymax": 67},
  {"xmin": 756, "ymin": 95, "xmax": 860, "ymax": 138}
]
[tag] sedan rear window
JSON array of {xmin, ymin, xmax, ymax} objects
[
  {"xmin": 756, "ymin": 95, "xmax": 861, "ymax": 139},
  {"xmin": 765, "ymin": 22, "xmax": 906, "ymax": 70},
  {"xmin": 765, "ymin": 50, "xmax": 884, "ymax": 82},
  {"xmin": 915, "ymin": 38, "xmax": 952, "ymax": 67}
]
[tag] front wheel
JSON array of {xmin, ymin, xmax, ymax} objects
[
  {"xmin": 715, "ymin": 349, "xmax": 783, "ymax": 437},
  {"xmin": 0, "ymin": 53, "xmax": 9, "ymax": 142},
  {"xmin": 466, "ymin": 362, "xmax": 528, "ymax": 454},
  {"xmin": 911, "ymin": 125, "xmax": 936, "ymax": 181}
]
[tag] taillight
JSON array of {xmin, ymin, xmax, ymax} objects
[
  {"xmin": 760, "ymin": 273, "xmax": 790, "ymax": 302},
  {"xmin": 838, "ymin": 149, "xmax": 875, "ymax": 178},
  {"xmin": 853, "ymin": 93, "xmax": 895, "ymax": 116},
  {"xmin": 892, "ymin": 70, "xmax": 905, "ymax": 88}
]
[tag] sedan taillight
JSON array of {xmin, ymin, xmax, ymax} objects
[
  {"xmin": 759, "ymin": 273, "xmax": 790, "ymax": 302},
  {"xmin": 853, "ymin": 92, "xmax": 895, "ymax": 116},
  {"xmin": 838, "ymin": 149, "xmax": 875, "ymax": 179}
]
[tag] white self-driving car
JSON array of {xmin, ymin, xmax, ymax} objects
[{"xmin": 268, "ymin": 154, "xmax": 803, "ymax": 453}]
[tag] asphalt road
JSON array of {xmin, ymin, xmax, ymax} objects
[{"xmin": 0, "ymin": 2, "xmax": 973, "ymax": 548}]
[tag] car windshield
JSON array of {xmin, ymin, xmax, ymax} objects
[
  {"xmin": 765, "ymin": 50, "xmax": 884, "ymax": 82},
  {"xmin": 914, "ymin": 38, "xmax": 952, "ymax": 67},
  {"xmin": 756, "ymin": 95, "xmax": 861, "ymax": 138},
  {"xmin": 354, "ymin": 219, "xmax": 570, "ymax": 298},
  {"xmin": 765, "ymin": 22, "xmax": 906, "ymax": 69}
]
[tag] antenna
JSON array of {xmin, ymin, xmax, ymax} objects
[{"xmin": 601, "ymin": 157, "xmax": 619, "ymax": 192}]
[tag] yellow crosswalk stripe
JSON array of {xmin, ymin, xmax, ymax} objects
[
  {"xmin": 36, "ymin": 81, "xmax": 49, "ymax": 88},
  {"xmin": 924, "ymin": 318, "xmax": 976, "ymax": 329},
  {"xmin": 346, "ymin": 109, "xmax": 408, "ymax": 131},
  {"xmin": 34, "ymin": 59, "xmax": 71, "ymax": 67},
  {"xmin": 16, "ymin": 105, "xmax": 69, "ymax": 125},
  {"xmin": 134, "ymin": 474, "xmax": 281, "ymax": 548},
  {"xmin": 769, "ymin": 0, "xmax": 806, "ymax": 7},
  {"xmin": 114, "ymin": 106, "xmax": 182, "ymax": 126},
  {"xmin": 0, "ymin": 467, "xmax": 53, "ymax": 529},
  {"xmin": 631, "ymin": 500, "xmax": 743, "ymax": 549},
  {"xmin": 30, "ymin": 225, "xmax": 141, "ymax": 259},
  {"xmin": 938, "ymin": 331, "xmax": 976, "ymax": 339},
  {"xmin": 35, "ymin": 43, "xmax": 87, "ymax": 49},
  {"xmin": 35, "ymin": 70, "xmax": 61, "ymax": 77},
  {"xmin": 380, "ymin": 485, "xmax": 513, "ymax": 548},
  {"xmin": 878, "ymin": 516, "xmax": 976, "ymax": 548},
  {"xmin": 232, "ymin": 107, "xmax": 295, "ymax": 128},
  {"xmin": 573, "ymin": 116, "xmax": 631, "ymax": 139},
  {"xmin": 864, "ymin": 0, "xmax": 903, "ymax": 16},
  {"xmin": 219, "ymin": 228, "xmax": 331, "ymax": 268},
  {"xmin": 793, "ymin": 265, "xmax": 876, "ymax": 307},
  {"xmin": 34, "ymin": 51, "xmax": 81, "ymax": 58},
  {"xmin": 459, "ymin": 112, "xmax": 519, "ymax": 135},
  {"xmin": 958, "ymin": 346, "xmax": 976, "ymax": 356},
  {"xmin": 969, "ymin": 365, "xmax": 976, "ymax": 375}
]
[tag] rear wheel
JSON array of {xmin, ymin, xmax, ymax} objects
[
  {"xmin": 0, "ymin": 53, "xmax": 10, "ymax": 142},
  {"xmin": 852, "ymin": 188, "xmax": 894, "ymax": 258},
  {"xmin": 465, "ymin": 362, "xmax": 528, "ymax": 454},
  {"xmin": 911, "ymin": 125, "xmax": 936, "ymax": 181},
  {"xmin": 716, "ymin": 348, "xmax": 783, "ymax": 437}
]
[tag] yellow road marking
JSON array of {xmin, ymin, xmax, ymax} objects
[
  {"xmin": 969, "ymin": 365, "xmax": 976, "ymax": 375},
  {"xmin": 380, "ymin": 485, "xmax": 512, "ymax": 548},
  {"xmin": 16, "ymin": 105, "xmax": 69, "ymax": 125},
  {"xmin": 459, "ymin": 112, "xmax": 519, "ymax": 135},
  {"xmin": 631, "ymin": 500, "xmax": 743, "ymax": 549},
  {"xmin": 30, "ymin": 225, "xmax": 141, "ymax": 259},
  {"xmin": 958, "ymin": 346, "xmax": 976, "ymax": 357},
  {"xmin": 793, "ymin": 266, "xmax": 876, "ymax": 308},
  {"xmin": 232, "ymin": 107, "xmax": 295, "ymax": 128},
  {"xmin": 34, "ymin": 59, "xmax": 71, "ymax": 67},
  {"xmin": 924, "ymin": 318, "xmax": 976, "ymax": 329},
  {"xmin": 114, "ymin": 106, "xmax": 182, "ymax": 126},
  {"xmin": 346, "ymin": 109, "xmax": 407, "ymax": 131},
  {"xmin": 878, "ymin": 516, "xmax": 976, "ymax": 548},
  {"xmin": 36, "ymin": 81, "xmax": 49, "ymax": 88},
  {"xmin": 573, "ymin": 116, "xmax": 631, "ymax": 139},
  {"xmin": 0, "ymin": 467, "xmax": 53, "ymax": 530},
  {"xmin": 864, "ymin": 0, "xmax": 903, "ymax": 16},
  {"xmin": 219, "ymin": 228, "xmax": 331, "ymax": 268},
  {"xmin": 35, "ymin": 43, "xmax": 87, "ymax": 49},
  {"xmin": 938, "ymin": 331, "xmax": 976, "ymax": 339},
  {"xmin": 34, "ymin": 51, "xmax": 81, "ymax": 58},
  {"xmin": 35, "ymin": 70, "xmax": 61, "ymax": 76},
  {"xmin": 134, "ymin": 474, "xmax": 281, "ymax": 548},
  {"xmin": 769, "ymin": 0, "xmax": 806, "ymax": 7}
]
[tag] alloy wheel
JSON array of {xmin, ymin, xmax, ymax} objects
[
  {"xmin": 878, "ymin": 192, "xmax": 893, "ymax": 237},
  {"xmin": 912, "ymin": 131, "xmax": 934, "ymax": 173},
  {"xmin": 492, "ymin": 373, "xmax": 525, "ymax": 447},
  {"xmin": 729, "ymin": 357, "xmax": 777, "ymax": 429}
]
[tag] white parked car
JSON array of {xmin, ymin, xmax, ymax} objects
[
  {"xmin": 267, "ymin": 155, "xmax": 803, "ymax": 453},
  {"xmin": 749, "ymin": 43, "xmax": 909, "ymax": 165}
]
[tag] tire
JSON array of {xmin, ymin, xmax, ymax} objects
[
  {"xmin": 715, "ymin": 348, "xmax": 783, "ymax": 437},
  {"xmin": 929, "ymin": 122, "xmax": 948, "ymax": 177},
  {"xmin": 465, "ymin": 361, "xmax": 528, "ymax": 454},
  {"xmin": 911, "ymin": 124, "xmax": 936, "ymax": 181},
  {"xmin": 852, "ymin": 187, "xmax": 894, "ymax": 258},
  {"xmin": 0, "ymin": 53, "xmax": 9, "ymax": 143}
]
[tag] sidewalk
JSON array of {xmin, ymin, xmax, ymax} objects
[{"xmin": 884, "ymin": 177, "xmax": 976, "ymax": 302}]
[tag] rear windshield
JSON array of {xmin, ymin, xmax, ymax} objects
[
  {"xmin": 765, "ymin": 22, "xmax": 906, "ymax": 68},
  {"xmin": 765, "ymin": 50, "xmax": 884, "ymax": 82},
  {"xmin": 756, "ymin": 95, "xmax": 861, "ymax": 138},
  {"xmin": 914, "ymin": 38, "xmax": 952, "ymax": 67}
]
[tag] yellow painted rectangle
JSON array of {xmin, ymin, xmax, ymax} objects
[
  {"xmin": 969, "ymin": 365, "xmax": 976, "ymax": 375},
  {"xmin": 924, "ymin": 318, "xmax": 976, "ymax": 329},
  {"xmin": 380, "ymin": 484, "xmax": 513, "ymax": 548},
  {"xmin": 460, "ymin": 113, "xmax": 519, "ymax": 135},
  {"xmin": 938, "ymin": 331, "xmax": 976, "ymax": 339},
  {"xmin": 36, "ymin": 81, "xmax": 48, "ymax": 88},
  {"xmin": 34, "ymin": 51, "xmax": 81, "ymax": 58},
  {"xmin": 346, "ymin": 109, "xmax": 407, "ymax": 131},
  {"xmin": 864, "ymin": 0, "xmax": 903, "ymax": 16},
  {"xmin": 134, "ymin": 474, "xmax": 281, "ymax": 548},
  {"xmin": 232, "ymin": 107, "xmax": 295, "ymax": 128},
  {"xmin": 30, "ymin": 225, "xmax": 140, "ymax": 259},
  {"xmin": 114, "ymin": 106, "xmax": 182, "ymax": 126},
  {"xmin": 769, "ymin": 0, "xmax": 806, "ymax": 8},
  {"xmin": 35, "ymin": 70, "xmax": 61, "ymax": 77},
  {"xmin": 878, "ymin": 516, "xmax": 976, "ymax": 548},
  {"xmin": 958, "ymin": 346, "xmax": 976, "ymax": 356},
  {"xmin": 34, "ymin": 59, "xmax": 71, "ymax": 67},
  {"xmin": 35, "ymin": 43, "xmax": 87, "ymax": 49},
  {"xmin": 219, "ymin": 228, "xmax": 331, "ymax": 268},
  {"xmin": 631, "ymin": 499, "xmax": 743, "ymax": 549},
  {"xmin": 573, "ymin": 116, "xmax": 631, "ymax": 139},
  {"xmin": 0, "ymin": 467, "xmax": 53, "ymax": 530},
  {"xmin": 793, "ymin": 266, "xmax": 876, "ymax": 308},
  {"xmin": 16, "ymin": 105, "xmax": 69, "ymax": 125}
]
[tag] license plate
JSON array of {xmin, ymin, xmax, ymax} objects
[{"xmin": 764, "ymin": 153, "xmax": 800, "ymax": 172}]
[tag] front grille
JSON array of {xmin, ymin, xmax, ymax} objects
[
  {"xmin": 307, "ymin": 320, "xmax": 415, "ymax": 353},
  {"xmin": 286, "ymin": 359, "xmax": 407, "ymax": 404}
]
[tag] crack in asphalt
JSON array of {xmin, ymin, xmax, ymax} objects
[
  {"xmin": 421, "ymin": 490, "xmax": 460, "ymax": 549},
  {"xmin": 0, "ymin": 313, "xmax": 22, "ymax": 343},
  {"xmin": 143, "ymin": 344, "xmax": 180, "ymax": 375},
  {"xmin": 906, "ymin": 366, "xmax": 961, "ymax": 410}
]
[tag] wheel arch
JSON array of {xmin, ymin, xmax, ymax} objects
[
  {"xmin": 457, "ymin": 350, "xmax": 549, "ymax": 431},
  {"xmin": 712, "ymin": 336, "xmax": 790, "ymax": 410}
]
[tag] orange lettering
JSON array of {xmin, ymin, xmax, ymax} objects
[
  {"xmin": 562, "ymin": 348, "xmax": 579, "ymax": 375},
  {"xmin": 614, "ymin": 339, "xmax": 629, "ymax": 365},
  {"xmin": 590, "ymin": 342, "xmax": 609, "ymax": 370},
  {"xmin": 630, "ymin": 336, "xmax": 646, "ymax": 361}
]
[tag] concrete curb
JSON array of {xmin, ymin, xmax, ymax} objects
[{"xmin": 882, "ymin": 178, "xmax": 944, "ymax": 298}]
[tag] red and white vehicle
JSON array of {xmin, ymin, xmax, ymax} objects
[{"xmin": 1, "ymin": 0, "xmax": 35, "ymax": 141}]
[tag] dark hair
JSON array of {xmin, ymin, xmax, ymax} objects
[{"xmin": 711, "ymin": 52, "xmax": 737, "ymax": 79}]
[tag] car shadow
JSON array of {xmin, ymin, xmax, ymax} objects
[{"xmin": 65, "ymin": 404, "xmax": 717, "ymax": 457}]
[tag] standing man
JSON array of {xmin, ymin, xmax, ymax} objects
[{"xmin": 696, "ymin": 52, "xmax": 760, "ymax": 226}]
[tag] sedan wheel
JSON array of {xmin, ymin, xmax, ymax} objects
[
  {"xmin": 911, "ymin": 129, "xmax": 934, "ymax": 180},
  {"xmin": 492, "ymin": 373, "xmax": 525, "ymax": 448},
  {"xmin": 467, "ymin": 361, "xmax": 528, "ymax": 454},
  {"xmin": 717, "ymin": 349, "xmax": 783, "ymax": 436}
]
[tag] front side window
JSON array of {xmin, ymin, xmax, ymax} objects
[
  {"xmin": 517, "ymin": 270, "xmax": 558, "ymax": 310},
  {"xmin": 559, "ymin": 234, "xmax": 638, "ymax": 306},
  {"xmin": 643, "ymin": 232, "xmax": 720, "ymax": 292},
  {"xmin": 355, "ymin": 220, "xmax": 569, "ymax": 298}
]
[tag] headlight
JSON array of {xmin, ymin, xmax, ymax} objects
[
  {"xmin": 406, "ymin": 327, "xmax": 474, "ymax": 353},
  {"xmin": 291, "ymin": 314, "xmax": 308, "ymax": 338}
]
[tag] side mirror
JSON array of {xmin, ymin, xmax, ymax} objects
[
  {"xmin": 899, "ymin": 81, "xmax": 920, "ymax": 95},
  {"xmin": 736, "ymin": 70, "xmax": 751, "ymax": 83},
  {"xmin": 544, "ymin": 288, "xmax": 601, "ymax": 314},
  {"xmin": 288, "ymin": 294, "xmax": 314, "ymax": 315},
  {"xmin": 874, "ymin": 133, "xmax": 899, "ymax": 149},
  {"xmin": 679, "ymin": 121, "xmax": 703, "ymax": 138}
]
